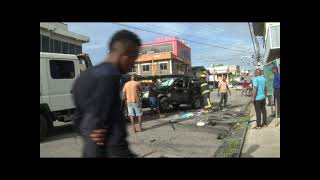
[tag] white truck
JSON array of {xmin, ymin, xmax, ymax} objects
[{"xmin": 40, "ymin": 52, "xmax": 92, "ymax": 141}]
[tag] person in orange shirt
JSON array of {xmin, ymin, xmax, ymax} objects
[{"xmin": 123, "ymin": 75, "xmax": 143, "ymax": 133}]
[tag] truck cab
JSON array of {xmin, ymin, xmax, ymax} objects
[{"xmin": 40, "ymin": 52, "xmax": 92, "ymax": 140}]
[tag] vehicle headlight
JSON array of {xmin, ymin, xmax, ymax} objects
[{"xmin": 167, "ymin": 93, "xmax": 171, "ymax": 97}]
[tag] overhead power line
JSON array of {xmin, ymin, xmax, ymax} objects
[
  {"xmin": 113, "ymin": 23, "xmax": 253, "ymax": 53},
  {"xmin": 145, "ymin": 23, "xmax": 253, "ymax": 51},
  {"xmin": 248, "ymin": 22, "xmax": 257, "ymax": 58}
]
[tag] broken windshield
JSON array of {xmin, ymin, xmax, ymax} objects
[{"xmin": 160, "ymin": 78, "xmax": 175, "ymax": 87}]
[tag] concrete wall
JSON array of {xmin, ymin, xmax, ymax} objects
[
  {"xmin": 40, "ymin": 22, "xmax": 68, "ymax": 31},
  {"xmin": 40, "ymin": 22, "xmax": 89, "ymax": 44},
  {"xmin": 40, "ymin": 28, "xmax": 84, "ymax": 46},
  {"xmin": 264, "ymin": 23, "xmax": 280, "ymax": 63}
]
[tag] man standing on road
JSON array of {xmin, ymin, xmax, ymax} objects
[
  {"xmin": 218, "ymin": 76, "xmax": 231, "ymax": 111},
  {"xmin": 148, "ymin": 77, "xmax": 161, "ymax": 117},
  {"xmin": 252, "ymin": 69, "xmax": 268, "ymax": 129},
  {"xmin": 72, "ymin": 30, "xmax": 141, "ymax": 157},
  {"xmin": 272, "ymin": 66, "xmax": 280, "ymax": 117},
  {"xmin": 200, "ymin": 73, "xmax": 212, "ymax": 112},
  {"xmin": 123, "ymin": 75, "xmax": 143, "ymax": 133}
]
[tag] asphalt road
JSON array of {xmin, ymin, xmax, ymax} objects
[{"xmin": 40, "ymin": 89, "xmax": 251, "ymax": 158}]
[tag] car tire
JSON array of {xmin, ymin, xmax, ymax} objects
[
  {"xmin": 192, "ymin": 97, "xmax": 202, "ymax": 109},
  {"xmin": 172, "ymin": 104, "xmax": 180, "ymax": 109},
  {"xmin": 160, "ymin": 97, "xmax": 170, "ymax": 112},
  {"xmin": 40, "ymin": 114, "xmax": 48, "ymax": 141}
]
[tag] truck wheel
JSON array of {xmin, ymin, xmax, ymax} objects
[
  {"xmin": 160, "ymin": 97, "xmax": 169, "ymax": 112},
  {"xmin": 40, "ymin": 115, "xmax": 48, "ymax": 141},
  {"xmin": 192, "ymin": 97, "xmax": 202, "ymax": 109}
]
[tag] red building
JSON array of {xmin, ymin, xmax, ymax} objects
[{"xmin": 133, "ymin": 36, "xmax": 192, "ymax": 77}]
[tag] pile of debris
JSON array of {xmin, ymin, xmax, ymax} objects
[{"xmin": 170, "ymin": 110, "xmax": 248, "ymax": 128}]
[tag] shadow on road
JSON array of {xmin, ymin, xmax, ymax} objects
[
  {"xmin": 241, "ymin": 144, "xmax": 260, "ymax": 158},
  {"xmin": 143, "ymin": 121, "xmax": 172, "ymax": 131},
  {"xmin": 41, "ymin": 124, "xmax": 78, "ymax": 144}
]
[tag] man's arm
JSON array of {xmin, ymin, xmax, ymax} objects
[
  {"xmin": 252, "ymin": 78, "xmax": 257, "ymax": 102},
  {"xmin": 265, "ymin": 82, "xmax": 268, "ymax": 95},
  {"xmin": 253, "ymin": 87, "xmax": 257, "ymax": 101},
  {"xmin": 227, "ymin": 83, "xmax": 231, "ymax": 95},
  {"xmin": 217, "ymin": 82, "xmax": 221, "ymax": 95},
  {"xmin": 138, "ymin": 82, "xmax": 143, "ymax": 92}
]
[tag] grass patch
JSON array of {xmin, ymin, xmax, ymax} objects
[
  {"xmin": 215, "ymin": 139, "xmax": 241, "ymax": 157},
  {"xmin": 233, "ymin": 115, "xmax": 250, "ymax": 131}
]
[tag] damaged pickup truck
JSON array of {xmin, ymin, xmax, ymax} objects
[{"xmin": 142, "ymin": 77, "xmax": 203, "ymax": 112}]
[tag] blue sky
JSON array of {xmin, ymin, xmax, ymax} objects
[{"xmin": 67, "ymin": 22, "xmax": 257, "ymax": 70}]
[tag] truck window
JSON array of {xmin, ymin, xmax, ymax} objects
[
  {"xmin": 50, "ymin": 60, "xmax": 75, "ymax": 79},
  {"xmin": 175, "ymin": 79, "xmax": 184, "ymax": 88}
]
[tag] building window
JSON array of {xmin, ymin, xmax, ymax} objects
[
  {"xmin": 41, "ymin": 35, "xmax": 49, "ymax": 52},
  {"xmin": 176, "ymin": 64, "xmax": 180, "ymax": 71},
  {"xmin": 62, "ymin": 41, "xmax": 68, "ymax": 54},
  {"xmin": 76, "ymin": 45, "xmax": 82, "ymax": 54},
  {"xmin": 142, "ymin": 65, "xmax": 150, "ymax": 72},
  {"xmin": 178, "ymin": 46, "xmax": 191, "ymax": 61},
  {"xmin": 69, "ymin": 43, "xmax": 75, "ymax": 54},
  {"xmin": 50, "ymin": 60, "xmax": 75, "ymax": 79},
  {"xmin": 132, "ymin": 65, "xmax": 137, "ymax": 72},
  {"xmin": 49, "ymin": 39, "xmax": 54, "ymax": 53},
  {"xmin": 160, "ymin": 63, "xmax": 167, "ymax": 70},
  {"xmin": 140, "ymin": 42, "xmax": 174, "ymax": 54},
  {"xmin": 40, "ymin": 35, "xmax": 42, "ymax": 51},
  {"xmin": 54, "ymin": 40, "xmax": 62, "ymax": 53}
]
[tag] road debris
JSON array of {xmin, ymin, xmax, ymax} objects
[
  {"xmin": 179, "ymin": 112, "xmax": 195, "ymax": 119},
  {"xmin": 196, "ymin": 121, "xmax": 206, "ymax": 127}
]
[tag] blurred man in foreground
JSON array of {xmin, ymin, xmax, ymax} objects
[{"xmin": 72, "ymin": 30, "xmax": 141, "ymax": 157}]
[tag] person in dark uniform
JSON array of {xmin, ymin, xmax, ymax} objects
[
  {"xmin": 272, "ymin": 66, "xmax": 280, "ymax": 116},
  {"xmin": 72, "ymin": 30, "xmax": 141, "ymax": 158},
  {"xmin": 200, "ymin": 73, "xmax": 212, "ymax": 112}
]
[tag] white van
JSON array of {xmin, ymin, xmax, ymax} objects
[{"xmin": 40, "ymin": 52, "xmax": 91, "ymax": 140}]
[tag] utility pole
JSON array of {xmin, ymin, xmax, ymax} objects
[{"xmin": 147, "ymin": 51, "xmax": 155, "ymax": 77}]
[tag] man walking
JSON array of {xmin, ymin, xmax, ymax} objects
[
  {"xmin": 218, "ymin": 76, "xmax": 231, "ymax": 111},
  {"xmin": 272, "ymin": 66, "xmax": 280, "ymax": 117},
  {"xmin": 252, "ymin": 69, "xmax": 268, "ymax": 129},
  {"xmin": 123, "ymin": 75, "xmax": 143, "ymax": 133},
  {"xmin": 72, "ymin": 30, "xmax": 141, "ymax": 157}
]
